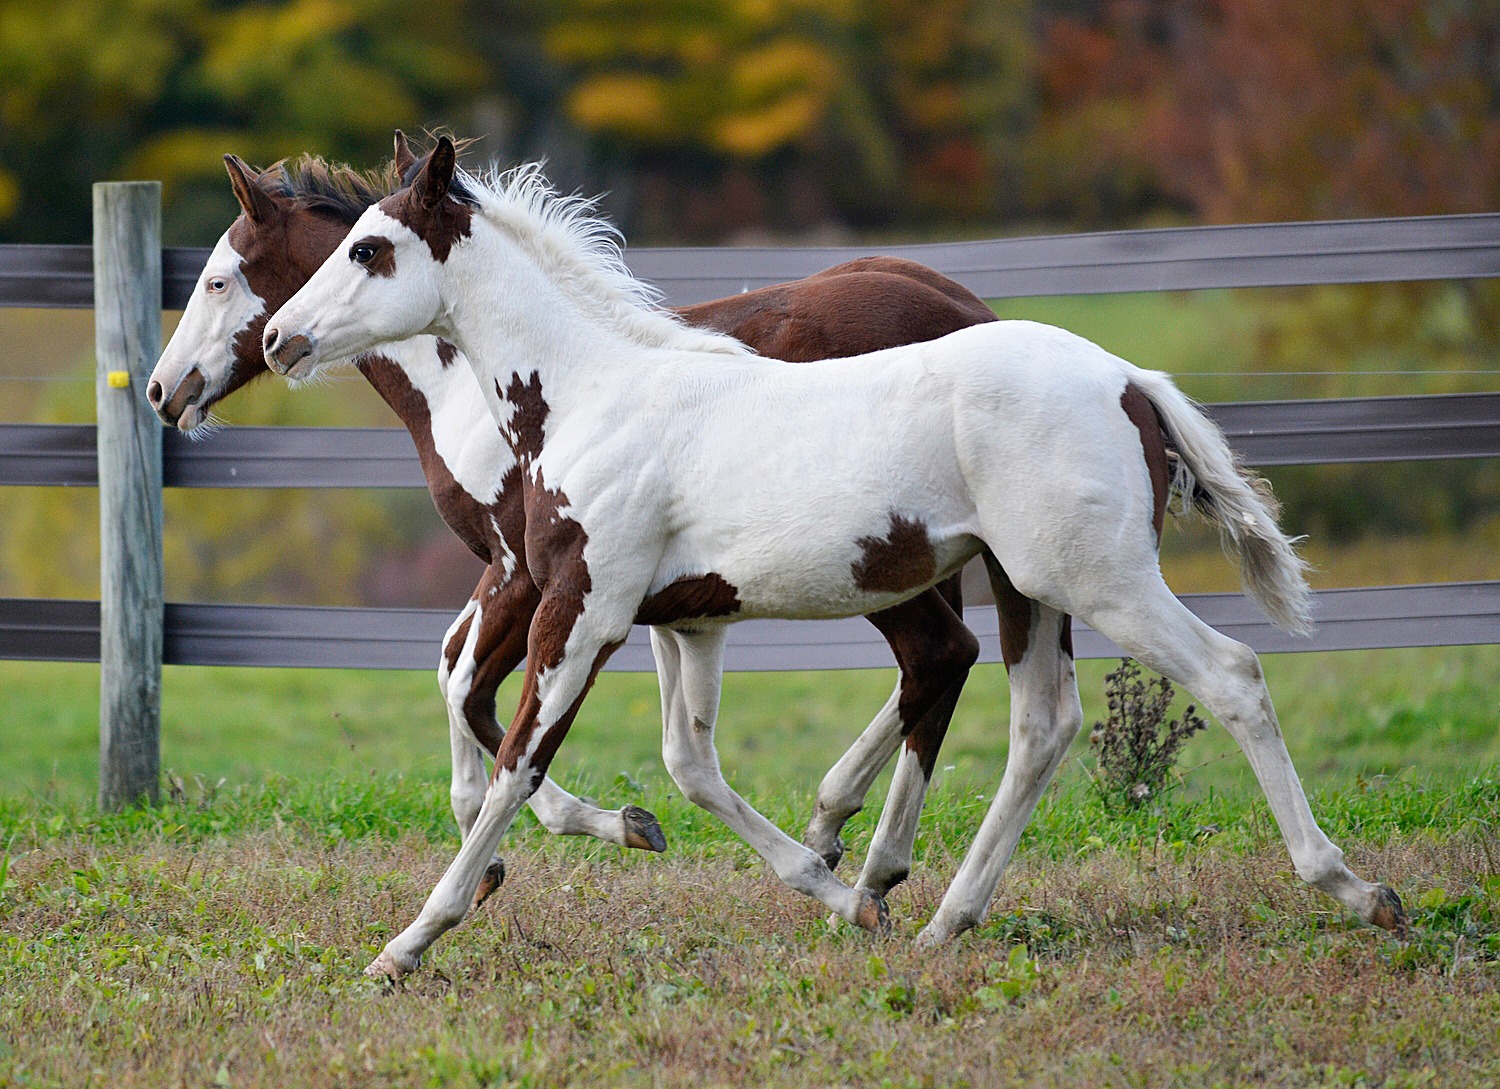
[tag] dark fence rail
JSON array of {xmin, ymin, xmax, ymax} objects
[
  {"xmin": 4, "ymin": 583, "xmax": 1495, "ymax": 672},
  {"xmin": 6, "ymin": 211, "xmax": 1500, "ymax": 310},
  {"xmin": 3, "ymin": 211, "xmax": 1497, "ymax": 674},
  {"xmin": 2, "ymin": 392, "xmax": 1497, "ymax": 489}
]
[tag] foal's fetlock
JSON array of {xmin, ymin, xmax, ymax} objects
[
  {"xmin": 470, "ymin": 856, "xmax": 507, "ymax": 911},
  {"xmin": 803, "ymin": 803, "xmax": 854, "ymax": 870},
  {"xmin": 621, "ymin": 804, "xmax": 668, "ymax": 853},
  {"xmin": 1366, "ymin": 884, "xmax": 1407, "ymax": 936}
]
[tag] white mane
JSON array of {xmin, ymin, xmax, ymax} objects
[{"xmin": 458, "ymin": 163, "xmax": 750, "ymax": 357}]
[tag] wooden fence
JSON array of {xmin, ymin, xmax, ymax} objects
[{"xmin": 2, "ymin": 191, "xmax": 1498, "ymax": 806}]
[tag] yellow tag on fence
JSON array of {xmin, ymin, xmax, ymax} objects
[{"xmin": 106, "ymin": 370, "xmax": 130, "ymax": 388}]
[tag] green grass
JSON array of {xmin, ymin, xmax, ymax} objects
[
  {"xmin": 2, "ymin": 642, "xmax": 1496, "ymax": 808},
  {"xmin": 2, "ymin": 769, "xmax": 1498, "ymax": 1088}
]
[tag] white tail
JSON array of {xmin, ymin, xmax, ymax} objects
[{"xmin": 1129, "ymin": 369, "xmax": 1314, "ymax": 635}]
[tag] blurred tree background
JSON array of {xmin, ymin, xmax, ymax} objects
[{"xmin": 1, "ymin": 0, "xmax": 1497, "ymax": 604}]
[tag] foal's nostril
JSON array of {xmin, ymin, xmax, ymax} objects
[
  {"xmin": 264, "ymin": 326, "xmax": 280, "ymax": 354},
  {"xmin": 147, "ymin": 380, "xmax": 163, "ymax": 408}
]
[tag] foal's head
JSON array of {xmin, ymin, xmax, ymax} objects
[
  {"xmin": 148, "ymin": 147, "xmax": 406, "ymax": 430},
  {"xmin": 263, "ymin": 136, "xmax": 473, "ymax": 381}
]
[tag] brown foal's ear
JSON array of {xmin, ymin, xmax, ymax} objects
[
  {"xmin": 414, "ymin": 136, "xmax": 457, "ymax": 210},
  {"xmin": 223, "ymin": 154, "xmax": 279, "ymax": 225},
  {"xmin": 393, "ymin": 130, "xmax": 416, "ymax": 176}
]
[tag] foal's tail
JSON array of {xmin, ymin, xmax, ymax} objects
[{"xmin": 1129, "ymin": 368, "xmax": 1314, "ymax": 635}]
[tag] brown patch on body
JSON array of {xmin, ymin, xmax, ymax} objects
[
  {"xmin": 435, "ymin": 338, "xmax": 459, "ymax": 367},
  {"xmin": 635, "ymin": 574, "xmax": 742, "ymax": 626},
  {"xmin": 380, "ymin": 186, "xmax": 472, "ymax": 263},
  {"xmin": 675, "ymin": 257, "xmax": 995, "ymax": 363},
  {"xmin": 499, "ymin": 371, "xmax": 549, "ymax": 460},
  {"xmin": 851, "ymin": 513, "xmax": 937, "ymax": 595},
  {"xmin": 1119, "ymin": 383, "xmax": 1171, "ymax": 543}
]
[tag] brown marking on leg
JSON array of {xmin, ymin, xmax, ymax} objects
[
  {"xmin": 459, "ymin": 568, "xmax": 542, "ymax": 758},
  {"xmin": 1120, "ymin": 382, "xmax": 1172, "ymax": 543},
  {"xmin": 635, "ymin": 573, "xmax": 742, "ymax": 625},
  {"xmin": 985, "ymin": 553, "xmax": 1038, "ymax": 670},
  {"xmin": 868, "ymin": 592, "xmax": 980, "ymax": 779},
  {"xmin": 495, "ymin": 637, "xmax": 622, "ymax": 788},
  {"xmin": 852, "ymin": 512, "xmax": 937, "ymax": 594}
]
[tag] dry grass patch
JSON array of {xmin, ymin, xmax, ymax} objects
[{"xmin": 3, "ymin": 820, "xmax": 1498, "ymax": 1088}]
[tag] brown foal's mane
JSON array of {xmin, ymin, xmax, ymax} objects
[{"xmin": 252, "ymin": 155, "xmax": 400, "ymax": 225}]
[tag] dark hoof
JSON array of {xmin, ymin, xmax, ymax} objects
[
  {"xmin": 854, "ymin": 889, "xmax": 891, "ymax": 936},
  {"xmin": 471, "ymin": 857, "xmax": 506, "ymax": 910},
  {"xmin": 1369, "ymin": 884, "xmax": 1406, "ymax": 937},
  {"xmin": 622, "ymin": 804, "xmax": 668, "ymax": 853}
]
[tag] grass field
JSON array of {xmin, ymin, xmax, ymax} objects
[
  {"xmin": 3, "ymin": 642, "xmax": 1498, "ymax": 804},
  {"xmin": 2, "ymin": 768, "xmax": 1498, "ymax": 1087},
  {"xmin": 3, "ymin": 644, "xmax": 1498, "ymax": 1084}
]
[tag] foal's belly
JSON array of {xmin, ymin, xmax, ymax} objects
[{"xmin": 659, "ymin": 525, "xmax": 983, "ymax": 623}]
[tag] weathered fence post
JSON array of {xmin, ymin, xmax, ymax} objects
[{"xmin": 93, "ymin": 182, "xmax": 164, "ymax": 810}]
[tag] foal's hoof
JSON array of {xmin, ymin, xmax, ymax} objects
[
  {"xmin": 622, "ymin": 804, "xmax": 668, "ymax": 853},
  {"xmin": 853, "ymin": 889, "xmax": 891, "ymax": 936},
  {"xmin": 471, "ymin": 856, "xmax": 507, "ymax": 910},
  {"xmin": 364, "ymin": 948, "xmax": 420, "ymax": 982},
  {"xmin": 1368, "ymin": 884, "xmax": 1407, "ymax": 936}
]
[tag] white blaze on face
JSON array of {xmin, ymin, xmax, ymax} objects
[{"xmin": 150, "ymin": 231, "xmax": 266, "ymax": 430}]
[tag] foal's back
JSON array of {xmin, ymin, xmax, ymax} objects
[{"xmin": 676, "ymin": 257, "xmax": 996, "ymax": 362}]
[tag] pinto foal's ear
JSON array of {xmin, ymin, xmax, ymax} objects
[
  {"xmin": 393, "ymin": 130, "xmax": 416, "ymax": 176},
  {"xmin": 413, "ymin": 136, "xmax": 457, "ymax": 210},
  {"xmin": 223, "ymin": 154, "xmax": 279, "ymax": 224}
]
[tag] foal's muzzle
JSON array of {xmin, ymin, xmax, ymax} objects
[
  {"xmin": 147, "ymin": 365, "xmax": 208, "ymax": 428},
  {"xmin": 263, "ymin": 327, "xmax": 316, "ymax": 376}
]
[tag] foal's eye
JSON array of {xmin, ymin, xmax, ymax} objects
[
  {"xmin": 206, "ymin": 278, "xmax": 228, "ymax": 294},
  {"xmin": 351, "ymin": 243, "xmax": 376, "ymax": 265}
]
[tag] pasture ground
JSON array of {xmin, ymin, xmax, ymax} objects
[{"xmin": 2, "ymin": 772, "xmax": 1498, "ymax": 1088}]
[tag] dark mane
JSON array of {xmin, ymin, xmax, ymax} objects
[{"xmin": 255, "ymin": 155, "xmax": 399, "ymax": 225}]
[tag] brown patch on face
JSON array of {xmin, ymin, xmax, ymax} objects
[
  {"xmin": 350, "ymin": 235, "xmax": 396, "ymax": 278},
  {"xmin": 379, "ymin": 186, "xmax": 472, "ymax": 263},
  {"xmin": 435, "ymin": 338, "xmax": 459, "ymax": 367},
  {"xmin": 224, "ymin": 208, "xmax": 355, "ymax": 406},
  {"xmin": 852, "ymin": 513, "xmax": 937, "ymax": 595},
  {"xmin": 1119, "ymin": 383, "xmax": 1171, "ymax": 543},
  {"xmin": 635, "ymin": 573, "xmax": 742, "ymax": 626}
]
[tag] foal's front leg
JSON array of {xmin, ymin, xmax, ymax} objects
[
  {"xmin": 440, "ymin": 568, "xmax": 665, "ymax": 911},
  {"xmin": 652, "ymin": 627, "xmax": 888, "ymax": 932},
  {"xmin": 367, "ymin": 602, "xmax": 626, "ymax": 980}
]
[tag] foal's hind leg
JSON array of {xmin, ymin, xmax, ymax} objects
[
  {"xmin": 850, "ymin": 586, "xmax": 978, "ymax": 897},
  {"xmin": 804, "ymin": 579, "xmax": 977, "ymax": 875},
  {"xmin": 1073, "ymin": 579, "xmax": 1403, "ymax": 932},
  {"xmin": 653, "ymin": 627, "xmax": 888, "ymax": 932},
  {"xmin": 918, "ymin": 557, "xmax": 1083, "ymax": 945}
]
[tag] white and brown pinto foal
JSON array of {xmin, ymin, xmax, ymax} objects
[
  {"xmin": 264, "ymin": 139, "xmax": 1404, "ymax": 979},
  {"xmin": 149, "ymin": 147, "xmax": 1002, "ymax": 906}
]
